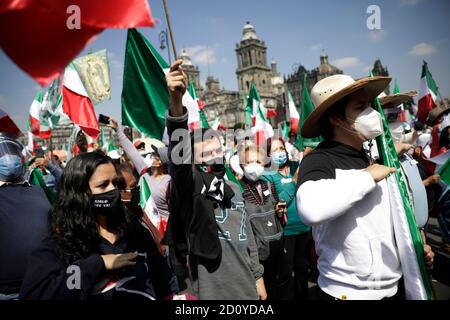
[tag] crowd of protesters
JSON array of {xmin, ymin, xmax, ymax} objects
[{"xmin": 1, "ymin": 59, "xmax": 449, "ymax": 300}]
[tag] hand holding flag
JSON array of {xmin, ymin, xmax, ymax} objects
[{"xmin": 166, "ymin": 59, "xmax": 187, "ymax": 117}]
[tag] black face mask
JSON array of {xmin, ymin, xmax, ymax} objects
[
  {"xmin": 198, "ymin": 157, "xmax": 226, "ymax": 178},
  {"xmin": 91, "ymin": 189, "xmax": 122, "ymax": 216},
  {"xmin": 130, "ymin": 186, "xmax": 140, "ymax": 206}
]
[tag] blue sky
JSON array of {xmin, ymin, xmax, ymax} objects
[{"xmin": 1, "ymin": 0, "xmax": 449, "ymax": 132}]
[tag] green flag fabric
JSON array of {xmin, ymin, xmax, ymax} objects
[
  {"xmin": 225, "ymin": 165, "xmax": 243, "ymax": 192},
  {"xmin": 28, "ymin": 168, "xmax": 56, "ymax": 204},
  {"xmin": 99, "ymin": 127, "xmax": 106, "ymax": 150},
  {"xmin": 373, "ymin": 94, "xmax": 433, "ymax": 300},
  {"xmin": 244, "ymin": 89, "xmax": 253, "ymax": 129},
  {"xmin": 140, "ymin": 177, "xmax": 152, "ymax": 209},
  {"xmin": 107, "ymin": 131, "xmax": 120, "ymax": 159},
  {"xmin": 437, "ymin": 156, "xmax": 450, "ymax": 186},
  {"xmin": 188, "ymin": 81, "xmax": 209, "ymax": 128},
  {"xmin": 107, "ymin": 132, "xmax": 116, "ymax": 153},
  {"xmin": 296, "ymin": 74, "xmax": 322, "ymax": 150},
  {"xmin": 121, "ymin": 28, "xmax": 170, "ymax": 140},
  {"xmin": 393, "ymin": 79, "xmax": 400, "ymax": 95}
]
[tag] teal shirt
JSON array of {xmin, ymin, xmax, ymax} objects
[{"xmin": 262, "ymin": 162, "xmax": 311, "ymax": 236}]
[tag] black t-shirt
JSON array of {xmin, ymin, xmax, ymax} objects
[
  {"xmin": 19, "ymin": 223, "xmax": 178, "ymax": 300},
  {"xmin": 297, "ymin": 140, "xmax": 371, "ymax": 188}
]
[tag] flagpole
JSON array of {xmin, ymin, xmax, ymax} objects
[{"xmin": 162, "ymin": 0, "xmax": 177, "ymax": 60}]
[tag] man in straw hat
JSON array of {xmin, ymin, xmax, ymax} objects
[
  {"xmin": 380, "ymin": 91, "xmax": 438, "ymax": 230},
  {"xmin": 295, "ymin": 74, "xmax": 434, "ymax": 300},
  {"xmin": 379, "ymin": 91, "xmax": 418, "ymax": 146}
]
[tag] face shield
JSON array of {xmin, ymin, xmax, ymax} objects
[{"xmin": 0, "ymin": 135, "xmax": 24, "ymax": 182}]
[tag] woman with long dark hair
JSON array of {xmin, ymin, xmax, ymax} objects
[
  {"xmin": 262, "ymin": 137, "xmax": 312, "ymax": 300},
  {"xmin": 19, "ymin": 152, "xmax": 178, "ymax": 300}
]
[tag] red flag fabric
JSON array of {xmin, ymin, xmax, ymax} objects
[
  {"xmin": 0, "ymin": 0, "xmax": 154, "ymax": 86},
  {"xmin": 0, "ymin": 109, "xmax": 22, "ymax": 138},
  {"xmin": 62, "ymin": 86, "xmax": 99, "ymax": 140},
  {"xmin": 62, "ymin": 64, "xmax": 99, "ymax": 139}
]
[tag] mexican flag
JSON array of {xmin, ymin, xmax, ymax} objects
[
  {"xmin": 288, "ymin": 91, "xmax": 300, "ymax": 135},
  {"xmin": 225, "ymin": 165, "xmax": 243, "ymax": 192},
  {"xmin": 107, "ymin": 132, "xmax": 120, "ymax": 159},
  {"xmin": 139, "ymin": 177, "xmax": 166, "ymax": 235},
  {"xmin": 0, "ymin": 0, "xmax": 155, "ymax": 86},
  {"xmin": 122, "ymin": 29, "xmax": 205, "ymax": 138},
  {"xmin": 122, "ymin": 28, "xmax": 169, "ymax": 140},
  {"xmin": 27, "ymin": 167, "xmax": 56, "ymax": 204},
  {"xmin": 183, "ymin": 89, "xmax": 201, "ymax": 130},
  {"xmin": 63, "ymin": 63, "xmax": 100, "ymax": 140},
  {"xmin": 243, "ymin": 94, "xmax": 253, "ymax": 128},
  {"xmin": 29, "ymin": 91, "xmax": 52, "ymax": 140},
  {"xmin": 189, "ymin": 81, "xmax": 209, "ymax": 128},
  {"xmin": 418, "ymin": 61, "xmax": 438, "ymax": 123},
  {"xmin": 247, "ymin": 82, "xmax": 273, "ymax": 144},
  {"xmin": 373, "ymin": 89, "xmax": 433, "ymax": 300},
  {"xmin": 99, "ymin": 127, "xmax": 107, "ymax": 152},
  {"xmin": 296, "ymin": 74, "xmax": 322, "ymax": 150},
  {"xmin": 26, "ymin": 131, "xmax": 39, "ymax": 155}
]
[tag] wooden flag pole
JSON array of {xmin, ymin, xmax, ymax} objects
[{"xmin": 162, "ymin": 0, "xmax": 177, "ymax": 60}]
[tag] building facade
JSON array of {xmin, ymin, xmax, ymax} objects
[
  {"xmin": 286, "ymin": 52, "xmax": 343, "ymax": 109},
  {"xmin": 196, "ymin": 21, "xmax": 286, "ymax": 128},
  {"xmin": 235, "ymin": 22, "xmax": 277, "ymax": 110},
  {"xmin": 201, "ymin": 76, "xmax": 244, "ymax": 129},
  {"xmin": 179, "ymin": 48, "xmax": 203, "ymax": 97}
]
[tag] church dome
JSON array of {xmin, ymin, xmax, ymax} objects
[
  {"xmin": 242, "ymin": 21, "xmax": 258, "ymax": 41},
  {"xmin": 318, "ymin": 52, "xmax": 340, "ymax": 75}
]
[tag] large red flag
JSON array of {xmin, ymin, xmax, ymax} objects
[
  {"xmin": 62, "ymin": 64, "xmax": 99, "ymax": 139},
  {"xmin": 0, "ymin": 109, "xmax": 22, "ymax": 138},
  {"xmin": 0, "ymin": 0, "xmax": 154, "ymax": 86}
]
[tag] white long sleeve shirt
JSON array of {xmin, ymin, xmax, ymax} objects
[{"xmin": 296, "ymin": 141, "xmax": 402, "ymax": 300}]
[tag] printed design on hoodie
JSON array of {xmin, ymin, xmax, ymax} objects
[{"xmin": 215, "ymin": 200, "xmax": 247, "ymax": 241}]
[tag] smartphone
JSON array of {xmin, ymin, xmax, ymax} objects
[{"xmin": 98, "ymin": 114, "xmax": 110, "ymax": 125}]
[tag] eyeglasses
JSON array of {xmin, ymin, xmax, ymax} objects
[{"xmin": 119, "ymin": 186, "xmax": 140, "ymax": 202}]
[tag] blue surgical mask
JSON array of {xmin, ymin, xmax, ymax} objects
[
  {"xmin": 0, "ymin": 154, "xmax": 23, "ymax": 181},
  {"xmin": 271, "ymin": 152, "xmax": 287, "ymax": 167}
]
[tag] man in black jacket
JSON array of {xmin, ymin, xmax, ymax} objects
[
  {"xmin": 164, "ymin": 59, "xmax": 266, "ymax": 300},
  {"xmin": 0, "ymin": 134, "xmax": 50, "ymax": 299}
]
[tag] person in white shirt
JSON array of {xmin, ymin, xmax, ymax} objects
[{"xmin": 295, "ymin": 75, "xmax": 434, "ymax": 300}]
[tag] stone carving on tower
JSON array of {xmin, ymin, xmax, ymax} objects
[{"xmin": 235, "ymin": 22, "xmax": 276, "ymax": 109}]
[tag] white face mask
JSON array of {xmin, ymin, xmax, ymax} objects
[
  {"xmin": 243, "ymin": 163, "xmax": 264, "ymax": 182},
  {"xmin": 388, "ymin": 121, "xmax": 404, "ymax": 144},
  {"xmin": 353, "ymin": 107, "xmax": 383, "ymax": 140}
]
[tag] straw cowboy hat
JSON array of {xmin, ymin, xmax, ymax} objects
[
  {"xmin": 379, "ymin": 91, "xmax": 418, "ymax": 110},
  {"xmin": 427, "ymin": 101, "xmax": 450, "ymax": 126},
  {"xmin": 301, "ymin": 75, "xmax": 391, "ymax": 138}
]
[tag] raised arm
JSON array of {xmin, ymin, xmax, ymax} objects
[
  {"xmin": 166, "ymin": 60, "xmax": 194, "ymax": 206},
  {"xmin": 108, "ymin": 117, "xmax": 147, "ymax": 176}
]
